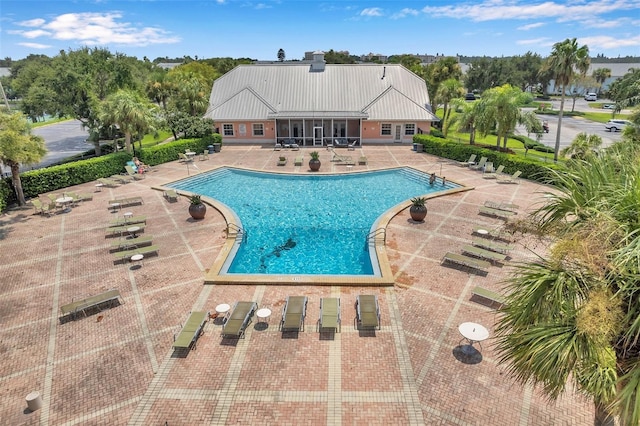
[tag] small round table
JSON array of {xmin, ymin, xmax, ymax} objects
[
  {"xmin": 476, "ymin": 229, "xmax": 489, "ymax": 236},
  {"xmin": 256, "ymin": 308, "xmax": 272, "ymax": 323},
  {"xmin": 215, "ymin": 303, "xmax": 231, "ymax": 315},
  {"xmin": 95, "ymin": 183, "xmax": 104, "ymax": 192},
  {"xmin": 458, "ymin": 322, "xmax": 489, "ymax": 354},
  {"xmin": 56, "ymin": 196, "xmax": 73, "ymax": 213},
  {"xmin": 127, "ymin": 226, "xmax": 141, "ymax": 238},
  {"xmin": 130, "ymin": 253, "xmax": 144, "ymax": 269}
]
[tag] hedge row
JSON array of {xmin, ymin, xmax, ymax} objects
[
  {"xmin": 413, "ymin": 134, "xmax": 562, "ymax": 185},
  {"xmin": 1, "ymin": 134, "xmax": 222, "ymax": 211}
]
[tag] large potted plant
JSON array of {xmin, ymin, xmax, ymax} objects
[
  {"xmin": 409, "ymin": 197, "xmax": 427, "ymax": 222},
  {"xmin": 309, "ymin": 151, "xmax": 321, "ymax": 171},
  {"xmin": 188, "ymin": 194, "xmax": 207, "ymax": 220}
]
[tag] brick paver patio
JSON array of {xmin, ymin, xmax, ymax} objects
[{"xmin": 0, "ymin": 145, "xmax": 594, "ymax": 425}]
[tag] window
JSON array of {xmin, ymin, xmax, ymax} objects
[
  {"xmin": 404, "ymin": 124, "xmax": 416, "ymax": 135},
  {"xmin": 252, "ymin": 123, "xmax": 264, "ymax": 136},
  {"xmin": 381, "ymin": 123, "xmax": 392, "ymax": 135},
  {"xmin": 223, "ymin": 124, "xmax": 234, "ymax": 136}
]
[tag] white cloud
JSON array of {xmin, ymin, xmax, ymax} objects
[
  {"xmin": 17, "ymin": 18, "xmax": 45, "ymax": 27},
  {"xmin": 517, "ymin": 22, "xmax": 544, "ymax": 30},
  {"xmin": 517, "ymin": 37, "xmax": 552, "ymax": 45},
  {"xmin": 391, "ymin": 8, "xmax": 419, "ymax": 19},
  {"xmin": 360, "ymin": 7, "xmax": 383, "ymax": 17},
  {"xmin": 421, "ymin": 0, "xmax": 640, "ymax": 22},
  {"xmin": 578, "ymin": 34, "xmax": 640, "ymax": 49},
  {"xmin": 10, "ymin": 12, "xmax": 181, "ymax": 47},
  {"xmin": 255, "ymin": 3, "xmax": 272, "ymax": 9},
  {"xmin": 18, "ymin": 42, "xmax": 51, "ymax": 49}
]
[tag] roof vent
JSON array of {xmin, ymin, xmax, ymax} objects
[
  {"xmin": 310, "ymin": 50, "xmax": 325, "ymax": 72},
  {"xmin": 382, "ymin": 66, "xmax": 386, "ymax": 80}
]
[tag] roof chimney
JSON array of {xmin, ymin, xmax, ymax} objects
[{"xmin": 310, "ymin": 50, "xmax": 325, "ymax": 72}]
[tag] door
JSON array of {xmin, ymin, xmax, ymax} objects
[
  {"xmin": 314, "ymin": 127, "xmax": 323, "ymax": 146},
  {"xmin": 394, "ymin": 125, "xmax": 402, "ymax": 142}
]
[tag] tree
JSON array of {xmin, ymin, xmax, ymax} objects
[
  {"xmin": 424, "ymin": 57, "xmax": 463, "ymax": 102},
  {"xmin": 608, "ymin": 68, "xmax": 640, "ymax": 109},
  {"xmin": 543, "ymin": 38, "xmax": 590, "ymax": 162},
  {"xmin": 453, "ymin": 98, "xmax": 482, "ymax": 145},
  {"xmin": 476, "ymin": 84, "xmax": 532, "ymax": 149},
  {"xmin": 0, "ymin": 111, "xmax": 46, "ymax": 206},
  {"xmin": 277, "ymin": 48, "xmax": 285, "ymax": 62},
  {"xmin": 434, "ymin": 79, "xmax": 464, "ymax": 137},
  {"xmin": 560, "ymin": 132, "xmax": 602, "ymax": 160},
  {"xmin": 592, "ymin": 68, "xmax": 611, "ymax": 95},
  {"xmin": 495, "ymin": 121, "xmax": 640, "ymax": 425},
  {"xmin": 99, "ymin": 89, "xmax": 157, "ymax": 153}
]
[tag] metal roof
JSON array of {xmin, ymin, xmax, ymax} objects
[{"xmin": 205, "ymin": 63, "xmax": 437, "ymax": 122}]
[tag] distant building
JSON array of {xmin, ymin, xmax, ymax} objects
[
  {"xmin": 416, "ymin": 54, "xmax": 460, "ymax": 65},
  {"xmin": 205, "ymin": 51, "xmax": 437, "ymax": 146},
  {"xmin": 359, "ymin": 53, "xmax": 389, "ymax": 63},
  {"xmin": 156, "ymin": 62, "xmax": 182, "ymax": 70}
]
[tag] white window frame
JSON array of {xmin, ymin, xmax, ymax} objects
[
  {"xmin": 381, "ymin": 123, "xmax": 392, "ymax": 136},
  {"xmin": 404, "ymin": 123, "xmax": 416, "ymax": 136},
  {"xmin": 223, "ymin": 124, "xmax": 234, "ymax": 137},
  {"xmin": 252, "ymin": 123, "xmax": 264, "ymax": 136}
]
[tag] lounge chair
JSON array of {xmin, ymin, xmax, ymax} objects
[
  {"xmin": 110, "ymin": 174, "xmax": 134, "ymax": 184},
  {"xmin": 164, "ymin": 189, "xmax": 179, "ymax": 202},
  {"xmin": 483, "ymin": 164, "xmax": 504, "ymax": 179},
  {"xmin": 496, "ymin": 170, "xmax": 522, "ymax": 184},
  {"xmin": 484, "ymin": 200, "xmax": 519, "ymax": 212},
  {"xmin": 98, "ymin": 178, "xmax": 120, "ymax": 188},
  {"xmin": 277, "ymin": 156, "xmax": 287, "ymax": 166},
  {"xmin": 470, "ymin": 156, "xmax": 488, "ymax": 170},
  {"xmin": 108, "ymin": 197, "xmax": 144, "ymax": 208},
  {"xmin": 109, "ymin": 215, "xmax": 147, "ymax": 227},
  {"xmin": 280, "ymin": 296, "xmax": 308, "ymax": 332},
  {"xmin": 461, "ymin": 245, "xmax": 507, "ymax": 263},
  {"xmin": 347, "ymin": 140, "xmax": 357, "ymax": 150},
  {"xmin": 458, "ymin": 154, "xmax": 476, "ymax": 167},
  {"xmin": 479, "ymin": 206, "xmax": 516, "ymax": 219},
  {"xmin": 173, "ymin": 311, "xmax": 209, "ymax": 350},
  {"xmin": 471, "ymin": 286, "xmax": 506, "ymax": 308},
  {"xmin": 482, "ymin": 162, "xmax": 494, "ymax": 175},
  {"xmin": 178, "ymin": 152, "xmax": 194, "ymax": 163},
  {"xmin": 294, "ymin": 155, "xmax": 303, "ymax": 166},
  {"xmin": 472, "ymin": 237, "xmax": 514, "ymax": 254},
  {"xmin": 107, "ymin": 223, "xmax": 147, "ymax": 237},
  {"xmin": 358, "ymin": 156, "xmax": 368, "ymax": 165},
  {"xmin": 355, "ymin": 294, "xmax": 381, "ymax": 330},
  {"xmin": 111, "ymin": 235, "xmax": 153, "ymax": 251},
  {"xmin": 330, "ymin": 148, "xmax": 355, "ymax": 165},
  {"xmin": 112, "ymin": 244, "xmax": 159, "ymax": 262},
  {"xmin": 221, "ymin": 301, "xmax": 258, "ymax": 338},
  {"xmin": 200, "ymin": 151, "xmax": 209, "ymax": 161},
  {"xmin": 441, "ymin": 252, "xmax": 490, "ymax": 273},
  {"xmin": 318, "ymin": 297, "xmax": 341, "ymax": 333},
  {"xmin": 32, "ymin": 199, "xmax": 45, "ymax": 215},
  {"xmin": 60, "ymin": 289, "xmax": 121, "ymax": 321},
  {"xmin": 124, "ymin": 165, "xmax": 145, "ymax": 180},
  {"xmin": 334, "ymin": 138, "xmax": 349, "ymax": 148},
  {"xmin": 473, "ymin": 227, "xmax": 513, "ymax": 242}
]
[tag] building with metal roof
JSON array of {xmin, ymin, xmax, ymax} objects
[{"xmin": 205, "ymin": 52, "xmax": 438, "ymax": 147}]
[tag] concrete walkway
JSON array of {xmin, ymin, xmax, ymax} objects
[{"xmin": 0, "ymin": 145, "xmax": 593, "ymax": 425}]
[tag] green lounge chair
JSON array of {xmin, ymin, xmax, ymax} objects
[
  {"xmin": 32, "ymin": 199, "xmax": 45, "ymax": 215},
  {"xmin": 112, "ymin": 244, "xmax": 159, "ymax": 262},
  {"xmin": 173, "ymin": 311, "xmax": 209, "ymax": 350},
  {"xmin": 484, "ymin": 200, "xmax": 519, "ymax": 212},
  {"xmin": 109, "ymin": 215, "xmax": 147, "ymax": 227},
  {"xmin": 98, "ymin": 178, "xmax": 120, "ymax": 187},
  {"xmin": 496, "ymin": 170, "xmax": 522, "ymax": 184},
  {"xmin": 280, "ymin": 296, "xmax": 308, "ymax": 332},
  {"xmin": 110, "ymin": 235, "xmax": 153, "ymax": 251},
  {"xmin": 441, "ymin": 252, "xmax": 491, "ymax": 273},
  {"xmin": 318, "ymin": 297, "xmax": 340, "ymax": 333},
  {"xmin": 471, "ymin": 286, "xmax": 506, "ymax": 308},
  {"xmin": 294, "ymin": 155, "xmax": 303, "ymax": 166},
  {"xmin": 221, "ymin": 301, "xmax": 257, "ymax": 338},
  {"xmin": 124, "ymin": 165, "xmax": 145, "ymax": 180},
  {"xmin": 458, "ymin": 154, "xmax": 476, "ymax": 167},
  {"xmin": 461, "ymin": 245, "xmax": 507, "ymax": 263},
  {"xmin": 356, "ymin": 294, "xmax": 380, "ymax": 330},
  {"xmin": 60, "ymin": 289, "xmax": 121, "ymax": 321},
  {"xmin": 107, "ymin": 223, "xmax": 147, "ymax": 237},
  {"xmin": 108, "ymin": 197, "xmax": 144, "ymax": 209},
  {"xmin": 164, "ymin": 189, "xmax": 179, "ymax": 202},
  {"xmin": 471, "ymin": 237, "xmax": 514, "ymax": 254},
  {"xmin": 470, "ymin": 156, "xmax": 488, "ymax": 170},
  {"xmin": 482, "ymin": 164, "xmax": 504, "ymax": 179},
  {"xmin": 478, "ymin": 206, "xmax": 516, "ymax": 219}
]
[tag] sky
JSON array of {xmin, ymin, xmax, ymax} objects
[{"xmin": 1, "ymin": 0, "xmax": 639, "ymax": 62}]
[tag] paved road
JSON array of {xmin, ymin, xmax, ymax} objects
[{"xmin": 30, "ymin": 119, "xmax": 91, "ymax": 169}]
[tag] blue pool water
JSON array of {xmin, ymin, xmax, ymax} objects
[{"xmin": 168, "ymin": 167, "xmax": 458, "ymax": 276}]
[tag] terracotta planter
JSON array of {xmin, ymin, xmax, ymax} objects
[
  {"xmin": 309, "ymin": 159, "xmax": 321, "ymax": 172},
  {"xmin": 189, "ymin": 203, "xmax": 206, "ymax": 220},
  {"xmin": 410, "ymin": 205, "xmax": 427, "ymax": 222}
]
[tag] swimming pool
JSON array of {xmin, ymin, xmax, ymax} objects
[{"xmin": 168, "ymin": 167, "xmax": 460, "ymax": 276}]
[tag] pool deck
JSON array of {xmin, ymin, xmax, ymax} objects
[{"xmin": 1, "ymin": 145, "xmax": 593, "ymax": 425}]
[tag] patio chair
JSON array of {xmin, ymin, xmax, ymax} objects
[
  {"xmin": 98, "ymin": 178, "xmax": 120, "ymax": 188},
  {"xmin": 470, "ymin": 156, "xmax": 488, "ymax": 170},
  {"xmin": 496, "ymin": 170, "xmax": 522, "ymax": 184},
  {"xmin": 441, "ymin": 252, "xmax": 491, "ymax": 273},
  {"xmin": 482, "ymin": 162, "xmax": 494, "ymax": 175},
  {"xmin": 280, "ymin": 296, "xmax": 308, "ymax": 332},
  {"xmin": 173, "ymin": 311, "xmax": 209, "ymax": 350},
  {"xmin": 221, "ymin": 301, "xmax": 258, "ymax": 338},
  {"xmin": 294, "ymin": 155, "xmax": 303, "ymax": 166},
  {"xmin": 277, "ymin": 156, "xmax": 287, "ymax": 166},
  {"xmin": 32, "ymin": 199, "xmax": 45, "ymax": 215},
  {"xmin": 482, "ymin": 164, "xmax": 504, "ymax": 179},
  {"xmin": 164, "ymin": 189, "xmax": 179, "ymax": 202},
  {"xmin": 347, "ymin": 140, "xmax": 357, "ymax": 151},
  {"xmin": 458, "ymin": 154, "xmax": 476, "ymax": 167},
  {"xmin": 318, "ymin": 297, "xmax": 341, "ymax": 333},
  {"xmin": 330, "ymin": 148, "xmax": 355, "ymax": 165},
  {"xmin": 484, "ymin": 200, "xmax": 519, "ymax": 212},
  {"xmin": 124, "ymin": 165, "xmax": 145, "ymax": 180},
  {"xmin": 274, "ymin": 141, "xmax": 282, "ymax": 151},
  {"xmin": 355, "ymin": 294, "xmax": 381, "ymax": 330}
]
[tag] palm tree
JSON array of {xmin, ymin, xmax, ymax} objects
[
  {"xmin": 0, "ymin": 111, "xmax": 46, "ymax": 206},
  {"xmin": 99, "ymin": 89, "xmax": 157, "ymax": 153},
  {"xmin": 592, "ymin": 68, "xmax": 611, "ymax": 95},
  {"xmin": 453, "ymin": 98, "xmax": 484, "ymax": 145},
  {"xmin": 476, "ymin": 84, "xmax": 531, "ymax": 150},
  {"xmin": 434, "ymin": 79, "xmax": 464, "ymax": 137},
  {"xmin": 560, "ymin": 132, "xmax": 602, "ymax": 160},
  {"xmin": 543, "ymin": 38, "xmax": 590, "ymax": 162},
  {"xmin": 495, "ymin": 133, "xmax": 640, "ymax": 425}
]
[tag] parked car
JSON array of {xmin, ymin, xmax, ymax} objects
[
  {"xmin": 465, "ymin": 93, "xmax": 476, "ymax": 101},
  {"xmin": 584, "ymin": 93, "xmax": 597, "ymax": 101},
  {"xmin": 605, "ymin": 119, "xmax": 631, "ymax": 132},
  {"xmin": 603, "ymin": 104, "xmax": 616, "ymax": 109}
]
